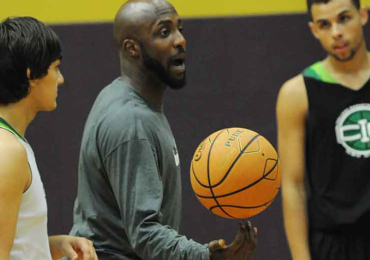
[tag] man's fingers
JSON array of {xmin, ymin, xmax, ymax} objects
[
  {"xmin": 245, "ymin": 221, "xmax": 254, "ymax": 241},
  {"xmin": 74, "ymin": 239, "xmax": 95, "ymax": 260},
  {"xmin": 228, "ymin": 222, "xmax": 245, "ymax": 251},
  {"xmin": 244, "ymin": 221, "xmax": 258, "ymax": 241},
  {"xmin": 82, "ymin": 241, "xmax": 96, "ymax": 260}
]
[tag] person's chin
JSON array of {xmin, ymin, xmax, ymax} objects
[
  {"xmin": 333, "ymin": 53, "xmax": 354, "ymax": 62},
  {"xmin": 168, "ymin": 76, "xmax": 186, "ymax": 90},
  {"xmin": 43, "ymin": 102, "xmax": 58, "ymax": 111}
]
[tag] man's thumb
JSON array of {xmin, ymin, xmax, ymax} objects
[{"xmin": 209, "ymin": 239, "xmax": 226, "ymax": 252}]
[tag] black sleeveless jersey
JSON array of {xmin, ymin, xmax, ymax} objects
[{"xmin": 303, "ymin": 62, "xmax": 370, "ymax": 230}]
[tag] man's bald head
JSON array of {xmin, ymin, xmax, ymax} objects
[
  {"xmin": 113, "ymin": 0, "xmax": 187, "ymax": 90},
  {"xmin": 113, "ymin": 0, "xmax": 176, "ymax": 50}
]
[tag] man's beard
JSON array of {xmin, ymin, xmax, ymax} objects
[
  {"xmin": 140, "ymin": 43, "xmax": 186, "ymax": 90},
  {"xmin": 329, "ymin": 48, "xmax": 357, "ymax": 62},
  {"xmin": 328, "ymin": 38, "xmax": 363, "ymax": 63}
]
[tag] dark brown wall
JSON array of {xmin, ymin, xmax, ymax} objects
[{"xmin": 26, "ymin": 13, "xmax": 340, "ymax": 260}]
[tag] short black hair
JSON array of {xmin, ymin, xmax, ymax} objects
[
  {"xmin": 0, "ymin": 17, "xmax": 62, "ymax": 105},
  {"xmin": 307, "ymin": 0, "xmax": 361, "ymax": 19}
]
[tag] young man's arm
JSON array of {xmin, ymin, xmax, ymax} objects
[
  {"xmin": 276, "ymin": 75, "xmax": 311, "ymax": 260},
  {"xmin": 0, "ymin": 130, "xmax": 98, "ymax": 260},
  {"xmin": 0, "ymin": 132, "xmax": 31, "ymax": 260}
]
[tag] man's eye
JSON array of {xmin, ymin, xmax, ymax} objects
[
  {"xmin": 319, "ymin": 21, "xmax": 330, "ymax": 29},
  {"xmin": 339, "ymin": 15, "xmax": 350, "ymax": 23},
  {"xmin": 160, "ymin": 29, "xmax": 170, "ymax": 37}
]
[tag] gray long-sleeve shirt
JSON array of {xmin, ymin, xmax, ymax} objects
[{"xmin": 69, "ymin": 78, "xmax": 209, "ymax": 260}]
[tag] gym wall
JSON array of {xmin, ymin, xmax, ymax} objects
[{"xmin": 3, "ymin": 1, "xmax": 370, "ymax": 260}]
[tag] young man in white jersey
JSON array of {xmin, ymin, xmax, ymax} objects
[
  {"xmin": 0, "ymin": 17, "xmax": 98, "ymax": 260},
  {"xmin": 277, "ymin": 0, "xmax": 370, "ymax": 259}
]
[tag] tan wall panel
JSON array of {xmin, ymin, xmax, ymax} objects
[{"xmin": 2, "ymin": 0, "xmax": 370, "ymax": 24}]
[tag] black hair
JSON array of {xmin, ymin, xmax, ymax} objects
[
  {"xmin": 307, "ymin": 0, "xmax": 361, "ymax": 19},
  {"xmin": 0, "ymin": 17, "xmax": 62, "ymax": 105}
]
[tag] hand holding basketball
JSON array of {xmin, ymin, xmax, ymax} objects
[{"xmin": 209, "ymin": 221, "xmax": 257, "ymax": 260}]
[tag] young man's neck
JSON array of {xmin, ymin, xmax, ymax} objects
[{"xmin": 0, "ymin": 100, "xmax": 37, "ymax": 138}]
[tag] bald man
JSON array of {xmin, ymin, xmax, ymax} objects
[{"xmin": 67, "ymin": 1, "xmax": 257, "ymax": 260}]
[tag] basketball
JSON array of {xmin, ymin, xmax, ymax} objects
[{"xmin": 190, "ymin": 127, "xmax": 281, "ymax": 219}]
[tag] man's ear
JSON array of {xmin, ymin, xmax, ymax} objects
[
  {"xmin": 27, "ymin": 68, "xmax": 38, "ymax": 87},
  {"xmin": 123, "ymin": 39, "xmax": 140, "ymax": 58},
  {"xmin": 308, "ymin": 21, "xmax": 320, "ymax": 40},
  {"xmin": 360, "ymin": 7, "xmax": 368, "ymax": 26}
]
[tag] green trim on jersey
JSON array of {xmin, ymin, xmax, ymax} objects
[
  {"xmin": 0, "ymin": 117, "xmax": 26, "ymax": 142},
  {"xmin": 303, "ymin": 61, "xmax": 339, "ymax": 84}
]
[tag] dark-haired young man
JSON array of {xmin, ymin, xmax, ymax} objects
[
  {"xmin": 277, "ymin": 0, "xmax": 370, "ymax": 259},
  {"xmin": 0, "ymin": 17, "xmax": 98, "ymax": 260},
  {"xmin": 67, "ymin": 1, "xmax": 257, "ymax": 260}
]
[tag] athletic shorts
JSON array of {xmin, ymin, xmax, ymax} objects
[{"xmin": 309, "ymin": 229, "xmax": 370, "ymax": 260}]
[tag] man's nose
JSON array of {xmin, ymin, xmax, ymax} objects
[
  {"xmin": 174, "ymin": 30, "xmax": 186, "ymax": 50},
  {"xmin": 331, "ymin": 23, "xmax": 343, "ymax": 39}
]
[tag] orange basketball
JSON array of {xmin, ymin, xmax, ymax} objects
[{"xmin": 190, "ymin": 127, "xmax": 281, "ymax": 219}]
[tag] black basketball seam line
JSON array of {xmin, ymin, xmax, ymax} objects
[
  {"xmin": 210, "ymin": 195, "xmax": 276, "ymax": 210},
  {"xmin": 195, "ymin": 157, "xmax": 278, "ymax": 199},
  {"xmin": 192, "ymin": 162, "xmax": 213, "ymax": 188},
  {"xmin": 263, "ymin": 158, "xmax": 279, "ymax": 181},
  {"xmin": 210, "ymin": 203, "xmax": 270, "ymax": 210},
  {"xmin": 191, "ymin": 129, "xmax": 230, "ymax": 188},
  {"xmin": 210, "ymin": 134, "xmax": 260, "ymax": 188},
  {"xmin": 192, "ymin": 131, "xmax": 222, "ymax": 185},
  {"xmin": 198, "ymin": 158, "xmax": 278, "ymax": 198},
  {"xmin": 238, "ymin": 135, "xmax": 260, "ymax": 154},
  {"xmin": 192, "ymin": 151, "xmax": 269, "ymax": 188},
  {"xmin": 207, "ymin": 129, "xmax": 235, "ymax": 218},
  {"xmin": 193, "ymin": 134, "xmax": 261, "ymax": 189},
  {"xmin": 209, "ymin": 189, "xmax": 279, "ymax": 211}
]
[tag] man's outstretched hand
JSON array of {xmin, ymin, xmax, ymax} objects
[{"xmin": 208, "ymin": 221, "xmax": 257, "ymax": 260}]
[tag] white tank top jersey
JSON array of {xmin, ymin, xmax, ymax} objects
[{"xmin": 0, "ymin": 119, "xmax": 52, "ymax": 260}]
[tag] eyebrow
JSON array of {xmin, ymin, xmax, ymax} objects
[
  {"xmin": 315, "ymin": 9, "xmax": 351, "ymax": 23},
  {"xmin": 337, "ymin": 9, "xmax": 351, "ymax": 17},
  {"xmin": 157, "ymin": 18, "xmax": 182, "ymax": 26}
]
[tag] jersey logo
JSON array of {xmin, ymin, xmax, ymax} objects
[
  {"xmin": 173, "ymin": 147, "xmax": 180, "ymax": 166},
  {"xmin": 335, "ymin": 103, "xmax": 370, "ymax": 158}
]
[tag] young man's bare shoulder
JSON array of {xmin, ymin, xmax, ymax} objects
[
  {"xmin": 277, "ymin": 74, "xmax": 308, "ymax": 116},
  {"xmin": 0, "ymin": 130, "xmax": 28, "ymax": 170},
  {"xmin": 280, "ymin": 74, "xmax": 306, "ymax": 98},
  {"xmin": 0, "ymin": 129, "xmax": 30, "ymax": 196}
]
